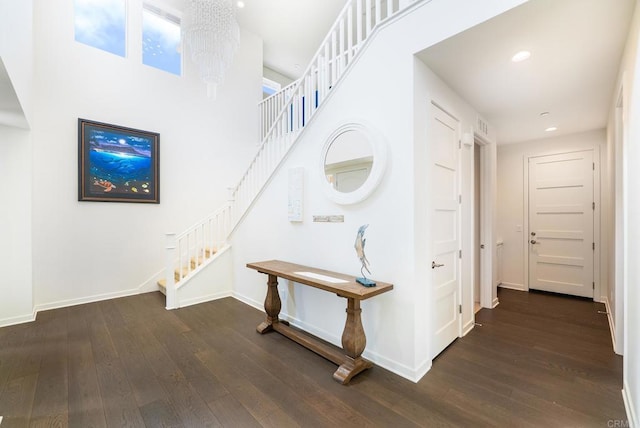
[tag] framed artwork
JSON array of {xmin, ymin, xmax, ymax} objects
[{"xmin": 78, "ymin": 118, "xmax": 160, "ymax": 203}]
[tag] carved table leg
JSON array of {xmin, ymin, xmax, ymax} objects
[
  {"xmin": 257, "ymin": 274, "xmax": 281, "ymax": 334},
  {"xmin": 333, "ymin": 298, "xmax": 373, "ymax": 384}
]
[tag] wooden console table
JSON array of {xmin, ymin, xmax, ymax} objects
[{"xmin": 246, "ymin": 260, "xmax": 393, "ymax": 384}]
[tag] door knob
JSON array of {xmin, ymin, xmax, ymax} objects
[
  {"xmin": 432, "ymin": 261, "xmax": 444, "ymax": 269},
  {"xmin": 531, "ymin": 232, "xmax": 536, "ymax": 236},
  {"xmin": 530, "ymin": 239, "xmax": 539, "ymax": 244}
]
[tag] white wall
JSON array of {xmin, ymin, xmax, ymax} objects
[
  {"xmin": 263, "ymin": 66, "xmax": 294, "ymax": 87},
  {"xmin": 496, "ymin": 130, "xmax": 606, "ymax": 294},
  {"xmin": 231, "ymin": 0, "xmax": 526, "ymax": 382},
  {"xmin": 609, "ymin": 0, "xmax": 640, "ymax": 424},
  {"xmin": 0, "ymin": 0, "xmax": 33, "ymax": 127},
  {"xmin": 624, "ymin": 65, "xmax": 640, "ymax": 428},
  {"xmin": 0, "ymin": 126, "xmax": 33, "ymax": 326},
  {"xmin": 606, "ymin": 92, "xmax": 624, "ymax": 355},
  {"xmin": 233, "ymin": 33, "xmax": 418, "ymax": 380},
  {"xmin": 27, "ymin": 0, "xmax": 262, "ymax": 311}
]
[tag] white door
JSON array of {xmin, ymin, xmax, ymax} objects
[
  {"xmin": 430, "ymin": 104, "xmax": 461, "ymax": 358},
  {"xmin": 528, "ymin": 150, "xmax": 594, "ymax": 298}
]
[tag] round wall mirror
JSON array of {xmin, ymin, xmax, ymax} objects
[{"xmin": 320, "ymin": 122, "xmax": 387, "ymax": 205}]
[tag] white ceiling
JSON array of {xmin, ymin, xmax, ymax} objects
[
  {"xmin": 167, "ymin": 0, "xmax": 347, "ymax": 79},
  {"xmin": 235, "ymin": 0, "xmax": 346, "ymax": 79},
  {"xmin": 417, "ymin": 0, "xmax": 636, "ymax": 144}
]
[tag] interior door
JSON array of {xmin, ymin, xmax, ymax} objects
[
  {"xmin": 528, "ymin": 150, "xmax": 594, "ymax": 298},
  {"xmin": 431, "ymin": 104, "xmax": 461, "ymax": 358}
]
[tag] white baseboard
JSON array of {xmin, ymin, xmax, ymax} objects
[
  {"xmin": 138, "ymin": 268, "xmax": 163, "ymax": 293},
  {"xmin": 602, "ymin": 297, "xmax": 620, "ymax": 355},
  {"xmin": 232, "ymin": 291, "xmax": 263, "ymax": 312},
  {"xmin": 0, "ymin": 310, "xmax": 37, "ymax": 328},
  {"xmin": 462, "ymin": 319, "xmax": 474, "ymax": 336},
  {"xmin": 35, "ymin": 287, "xmax": 146, "ymax": 313},
  {"xmin": 179, "ymin": 291, "xmax": 232, "ymax": 309},
  {"xmin": 362, "ymin": 344, "xmax": 427, "ymax": 383},
  {"xmin": 622, "ymin": 383, "xmax": 637, "ymax": 428},
  {"xmin": 1, "ymin": 279, "xmax": 163, "ymax": 329},
  {"xmin": 413, "ymin": 358, "xmax": 432, "ymax": 383},
  {"xmin": 232, "ymin": 290, "xmax": 433, "ymax": 383},
  {"xmin": 499, "ymin": 282, "xmax": 526, "ymax": 291},
  {"xmin": 492, "ymin": 297, "xmax": 500, "ymax": 308}
]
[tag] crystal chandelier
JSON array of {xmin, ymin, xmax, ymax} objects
[{"xmin": 182, "ymin": 0, "xmax": 240, "ymax": 98}]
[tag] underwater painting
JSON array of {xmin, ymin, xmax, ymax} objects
[{"xmin": 78, "ymin": 119, "xmax": 160, "ymax": 203}]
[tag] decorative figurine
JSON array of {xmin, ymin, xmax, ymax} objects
[{"xmin": 354, "ymin": 224, "xmax": 376, "ymax": 287}]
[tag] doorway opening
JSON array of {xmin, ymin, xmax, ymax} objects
[
  {"xmin": 473, "ymin": 136, "xmax": 494, "ymax": 311},
  {"xmin": 473, "ymin": 141, "xmax": 481, "ymax": 314}
]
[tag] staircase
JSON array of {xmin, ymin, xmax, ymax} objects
[{"xmin": 162, "ymin": 0, "xmax": 412, "ymax": 309}]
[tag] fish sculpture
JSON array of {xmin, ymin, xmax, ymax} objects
[{"xmin": 354, "ymin": 224, "xmax": 376, "ymax": 287}]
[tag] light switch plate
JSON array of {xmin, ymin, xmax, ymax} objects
[{"xmin": 288, "ymin": 167, "xmax": 304, "ymax": 222}]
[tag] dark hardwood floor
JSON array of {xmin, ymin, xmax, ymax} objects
[{"xmin": 0, "ymin": 288, "xmax": 626, "ymax": 427}]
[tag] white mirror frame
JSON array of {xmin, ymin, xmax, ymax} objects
[{"xmin": 320, "ymin": 122, "xmax": 387, "ymax": 205}]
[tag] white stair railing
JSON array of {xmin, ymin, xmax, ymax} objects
[
  {"xmin": 259, "ymin": 79, "xmax": 298, "ymax": 141},
  {"xmin": 232, "ymin": 0, "xmax": 402, "ymax": 228},
  {"xmin": 164, "ymin": 0, "xmax": 408, "ymax": 308},
  {"xmin": 165, "ymin": 203, "xmax": 232, "ymax": 309}
]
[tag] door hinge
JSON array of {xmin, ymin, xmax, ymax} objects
[
  {"xmin": 459, "ymin": 249, "xmax": 462, "ymax": 259},
  {"xmin": 459, "ymin": 194, "xmax": 462, "ymax": 204},
  {"xmin": 593, "ymin": 162, "xmax": 595, "ymax": 170},
  {"xmin": 592, "ymin": 202, "xmax": 595, "ymax": 210},
  {"xmin": 458, "ymin": 140, "xmax": 462, "ymax": 149},
  {"xmin": 593, "ymin": 282, "xmax": 595, "ymax": 290},
  {"xmin": 459, "ymin": 304, "xmax": 462, "ymax": 314},
  {"xmin": 592, "ymin": 242, "xmax": 595, "ymax": 250}
]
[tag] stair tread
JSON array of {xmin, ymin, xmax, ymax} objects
[{"xmin": 158, "ymin": 246, "xmax": 221, "ymax": 293}]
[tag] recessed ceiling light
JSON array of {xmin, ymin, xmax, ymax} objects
[
  {"xmin": 545, "ymin": 126, "xmax": 557, "ymax": 132},
  {"xmin": 511, "ymin": 50, "xmax": 531, "ymax": 63},
  {"xmin": 237, "ymin": 1, "xmax": 245, "ymax": 8}
]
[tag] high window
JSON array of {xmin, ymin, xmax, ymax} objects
[
  {"xmin": 74, "ymin": 0, "xmax": 182, "ymax": 76},
  {"xmin": 74, "ymin": 0, "xmax": 126, "ymax": 57},
  {"xmin": 262, "ymin": 77, "xmax": 281, "ymax": 98},
  {"xmin": 142, "ymin": 4, "xmax": 182, "ymax": 76}
]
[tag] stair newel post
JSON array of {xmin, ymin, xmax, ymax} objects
[{"xmin": 165, "ymin": 232, "xmax": 178, "ymax": 310}]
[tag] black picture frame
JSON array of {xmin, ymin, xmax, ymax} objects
[{"xmin": 78, "ymin": 118, "xmax": 160, "ymax": 203}]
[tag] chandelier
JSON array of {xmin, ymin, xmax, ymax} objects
[{"xmin": 182, "ymin": 0, "xmax": 240, "ymax": 97}]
